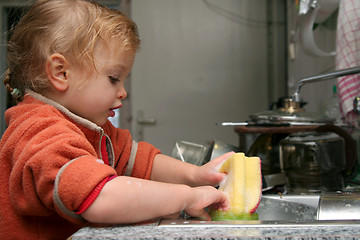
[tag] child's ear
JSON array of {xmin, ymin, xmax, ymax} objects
[{"xmin": 46, "ymin": 53, "xmax": 69, "ymax": 91}]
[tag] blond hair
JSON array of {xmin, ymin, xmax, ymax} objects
[{"xmin": 4, "ymin": 0, "xmax": 140, "ymax": 100}]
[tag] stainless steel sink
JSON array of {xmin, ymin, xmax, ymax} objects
[
  {"xmin": 257, "ymin": 194, "xmax": 319, "ymax": 221},
  {"xmin": 158, "ymin": 193, "xmax": 360, "ymax": 227}
]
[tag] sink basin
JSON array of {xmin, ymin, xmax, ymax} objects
[
  {"xmin": 158, "ymin": 193, "xmax": 360, "ymax": 227},
  {"xmin": 257, "ymin": 194, "xmax": 319, "ymax": 221}
]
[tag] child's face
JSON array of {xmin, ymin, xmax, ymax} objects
[{"xmin": 64, "ymin": 40, "xmax": 135, "ymax": 126}]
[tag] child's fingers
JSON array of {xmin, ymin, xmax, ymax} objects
[
  {"xmin": 208, "ymin": 194, "xmax": 229, "ymax": 211},
  {"xmin": 197, "ymin": 152, "xmax": 235, "ymax": 186},
  {"xmin": 210, "ymin": 151, "xmax": 235, "ymax": 166},
  {"xmin": 196, "ymin": 210, "xmax": 211, "ymax": 221}
]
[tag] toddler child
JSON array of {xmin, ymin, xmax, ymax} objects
[{"xmin": 0, "ymin": 0, "xmax": 231, "ymax": 239}]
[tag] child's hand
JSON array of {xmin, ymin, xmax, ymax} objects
[
  {"xmin": 193, "ymin": 151, "xmax": 235, "ymax": 187},
  {"xmin": 184, "ymin": 186, "xmax": 229, "ymax": 221}
]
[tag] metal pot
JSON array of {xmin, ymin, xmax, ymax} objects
[
  {"xmin": 236, "ymin": 99, "xmax": 357, "ymax": 192},
  {"xmin": 280, "ymin": 131, "xmax": 346, "ymax": 193},
  {"xmin": 234, "ymin": 97, "xmax": 337, "ymax": 175},
  {"xmin": 246, "ymin": 97, "xmax": 335, "ymax": 176}
]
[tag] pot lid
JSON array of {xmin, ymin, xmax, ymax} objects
[
  {"xmin": 249, "ymin": 110, "xmax": 334, "ymax": 124},
  {"xmin": 249, "ymin": 98, "xmax": 334, "ymax": 124}
]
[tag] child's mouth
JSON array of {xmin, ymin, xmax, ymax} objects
[{"xmin": 109, "ymin": 105, "xmax": 122, "ymax": 117}]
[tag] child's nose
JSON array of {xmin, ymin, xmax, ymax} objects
[{"xmin": 118, "ymin": 88, "xmax": 127, "ymax": 100}]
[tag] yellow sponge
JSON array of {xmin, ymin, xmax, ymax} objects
[{"xmin": 210, "ymin": 153, "xmax": 262, "ymax": 221}]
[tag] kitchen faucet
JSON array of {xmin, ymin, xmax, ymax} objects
[{"xmin": 292, "ymin": 66, "xmax": 360, "ymax": 103}]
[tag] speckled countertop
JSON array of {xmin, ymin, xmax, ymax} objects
[
  {"xmin": 69, "ymin": 192, "xmax": 360, "ymax": 239},
  {"xmin": 69, "ymin": 219, "xmax": 360, "ymax": 240}
]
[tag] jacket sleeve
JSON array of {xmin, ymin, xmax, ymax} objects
[
  {"xmin": 8, "ymin": 113, "xmax": 116, "ymax": 223},
  {"xmin": 103, "ymin": 121, "xmax": 161, "ymax": 180}
]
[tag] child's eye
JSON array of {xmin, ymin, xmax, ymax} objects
[{"xmin": 109, "ymin": 76, "xmax": 120, "ymax": 84}]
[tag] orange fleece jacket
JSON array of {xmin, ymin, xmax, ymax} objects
[{"xmin": 0, "ymin": 91, "xmax": 161, "ymax": 239}]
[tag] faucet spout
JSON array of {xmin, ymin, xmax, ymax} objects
[{"xmin": 292, "ymin": 66, "xmax": 360, "ymax": 102}]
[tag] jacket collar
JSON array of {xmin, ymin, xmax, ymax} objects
[{"xmin": 26, "ymin": 90, "xmax": 103, "ymax": 134}]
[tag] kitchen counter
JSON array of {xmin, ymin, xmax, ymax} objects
[
  {"xmin": 69, "ymin": 193, "xmax": 360, "ymax": 239},
  {"xmin": 69, "ymin": 219, "xmax": 360, "ymax": 239}
]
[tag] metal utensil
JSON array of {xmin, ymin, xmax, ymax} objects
[
  {"xmin": 172, "ymin": 141, "xmax": 207, "ymax": 166},
  {"xmin": 219, "ymin": 121, "xmax": 331, "ymax": 126},
  {"xmin": 262, "ymin": 173, "xmax": 286, "ymax": 192},
  {"xmin": 202, "ymin": 139, "xmax": 240, "ymax": 164}
]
